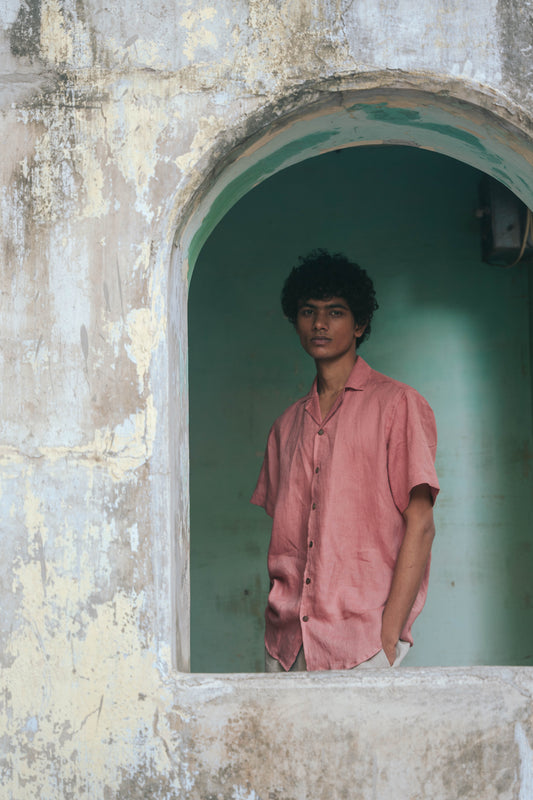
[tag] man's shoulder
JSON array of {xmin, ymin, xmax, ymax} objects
[
  {"xmin": 362, "ymin": 362, "xmax": 413, "ymax": 398},
  {"xmin": 363, "ymin": 362, "xmax": 430, "ymax": 404}
]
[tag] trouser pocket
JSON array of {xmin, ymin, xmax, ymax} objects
[
  {"xmin": 392, "ymin": 639, "xmax": 410, "ymax": 667},
  {"xmin": 356, "ymin": 640, "xmax": 410, "ymax": 669}
]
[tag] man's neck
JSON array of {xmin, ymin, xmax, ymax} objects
[{"xmin": 315, "ymin": 350, "xmax": 358, "ymax": 395}]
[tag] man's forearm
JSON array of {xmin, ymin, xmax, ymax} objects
[{"xmin": 381, "ymin": 484, "xmax": 435, "ymax": 664}]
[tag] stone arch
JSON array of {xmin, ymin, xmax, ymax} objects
[{"xmin": 170, "ymin": 74, "xmax": 533, "ymax": 670}]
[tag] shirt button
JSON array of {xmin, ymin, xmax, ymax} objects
[
  {"xmin": 318, "ymin": 429, "xmax": 324, "ymax": 435},
  {"xmin": 312, "ymin": 502, "xmax": 316, "ymax": 510},
  {"xmin": 315, "ymin": 467, "xmax": 320, "ymax": 473},
  {"xmin": 306, "ymin": 578, "xmax": 311, "ymax": 584},
  {"xmin": 309, "ymin": 541, "xmax": 313, "ymax": 548},
  {"xmin": 302, "ymin": 615, "xmax": 309, "ymax": 622}
]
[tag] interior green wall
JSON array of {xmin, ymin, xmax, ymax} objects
[{"xmin": 188, "ymin": 145, "xmax": 533, "ymax": 672}]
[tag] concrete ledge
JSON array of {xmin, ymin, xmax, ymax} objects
[{"xmin": 175, "ymin": 667, "xmax": 533, "ymax": 799}]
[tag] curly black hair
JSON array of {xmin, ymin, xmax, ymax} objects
[{"xmin": 281, "ymin": 249, "xmax": 378, "ymax": 345}]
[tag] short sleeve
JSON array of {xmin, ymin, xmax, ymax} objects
[
  {"xmin": 387, "ymin": 389, "xmax": 439, "ymax": 514},
  {"xmin": 250, "ymin": 424, "xmax": 280, "ymax": 518}
]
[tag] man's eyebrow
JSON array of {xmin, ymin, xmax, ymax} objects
[{"xmin": 299, "ymin": 300, "xmax": 350, "ymax": 309}]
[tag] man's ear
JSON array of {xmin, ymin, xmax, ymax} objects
[{"xmin": 354, "ymin": 322, "xmax": 367, "ymax": 339}]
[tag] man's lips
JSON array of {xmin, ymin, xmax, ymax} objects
[{"xmin": 310, "ymin": 336, "xmax": 331, "ymax": 344}]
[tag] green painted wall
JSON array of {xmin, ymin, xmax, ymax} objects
[{"xmin": 189, "ymin": 146, "xmax": 533, "ymax": 672}]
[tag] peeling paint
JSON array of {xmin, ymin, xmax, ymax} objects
[
  {"xmin": 179, "ymin": 6, "xmax": 218, "ymax": 62},
  {"xmin": 40, "ymin": 0, "xmax": 74, "ymax": 63},
  {"xmin": 175, "ymin": 115, "xmax": 226, "ymax": 176},
  {"xmin": 125, "ymin": 307, "xmax": 165, "ymax": 391},
  {"xmin": 2, "ymin": 567, "xmax": 176, "ymax": 796},
  {"xmin": 39, "ymin": 0, "xmax": 94, "ymax": 67},
  {"xmin": 104, "ymin": 87, "xmax": 178, "ymax": 223},
  {"xmin": 23, "ymin": 483, "xmax": 46, "ymax": 538},
  {"xmin": 0, "ymin": 395, "xmax": 157, "ymax": 480},
  {"xmin": 79, "ymin": 145, "xmax": 109, "ymax": 218}
]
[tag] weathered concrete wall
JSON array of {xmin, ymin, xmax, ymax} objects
[
  {"xmin": 180, "ymin": 668, "xmax": 533, "ymax": 799},
  {"xmin": 1, "ymin": 0, "xmax": 533, "ymax": 796}
]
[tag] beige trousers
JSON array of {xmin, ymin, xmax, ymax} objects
[{"xmin": 264, "ymin": 640, "xmax": 410, "ymax": 672}]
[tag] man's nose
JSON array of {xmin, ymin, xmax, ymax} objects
[{"xmin": 313, "ymin": 312, "xmax": 328, "ymax": 330}]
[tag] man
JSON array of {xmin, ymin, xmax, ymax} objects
[{"xmin": 251, "ymin": 250, "xmax": 439, "ymax": 672}]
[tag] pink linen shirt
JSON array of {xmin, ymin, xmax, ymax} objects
[{"xmin": 251, "ymin": 356, "xmax": 439, "ymax": 671}]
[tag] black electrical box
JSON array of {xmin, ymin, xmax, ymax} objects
[{"xmin": 479, "ymin": 176, "xmax": 533, "ymax": 266}]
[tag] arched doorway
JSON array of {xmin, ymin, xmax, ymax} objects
[
  {"xmin": 188, "ymin": 144, "xmax": 532, "ymax": 671},
  {"xmin": 170, "ymin": 80, "xmax": 533, "ymax": 672}
]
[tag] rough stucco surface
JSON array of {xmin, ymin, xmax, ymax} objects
[
  {"xmin": 0, "ymin": 1, "xmax": 533, "ymax": 797},
  {"xmin": 180, "ymin": 669, "xmax": 533, "ymax": 799}
]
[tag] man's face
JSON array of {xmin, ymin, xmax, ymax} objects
[{"xmin": 295, "ymin": 297, "xmax": 367, "ymax": 361}]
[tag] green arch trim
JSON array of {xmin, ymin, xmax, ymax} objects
[{"xmin": 184, "ymin": 91, "xmax": 533, "ymax": 279}]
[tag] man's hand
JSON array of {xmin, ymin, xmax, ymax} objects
[
  {"xmin": 381, "ymin": 484, "xmax": 435, "ymax": 665},
  {"xmin": 381, "ymin": 630, "xmax": 399, "ymax": 667}
]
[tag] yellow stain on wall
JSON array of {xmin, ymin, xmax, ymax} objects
[
  {"xmin": 179, "ymin": 7, "xmax": 218, "ymax": 61},
  {"xmin": 80, "ymin": 146, "xmax": 110, "ymax": 219},
  {"xmin": 40, "ymin": 0, "xmax": 74, "ymax": 64},
  {"xmin": 3, "ymin": 549, "xmax": 175, "ymax": 793},
  {"xmin": 40, "ymin": 0, "xmax": 93, "ymax": 66},
  {"xmin": 0, "ymin": 394, "xmax": 158, "ymax": 482},
  {"xmin": 175, "ymin": 115, "xmax": 225, "ymax": 175},
  {"xmin": 104, "ymin": 88, "xmax": 174, "ymax": 221},
  {"xmin": 23, "ymin": 484, "xmax": 47, "ymax": 539},
  {"xmin": 125, "ymin": 308, "xmax": 164, "ymax": 391}
]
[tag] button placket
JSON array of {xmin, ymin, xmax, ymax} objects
[
  {"xmin": 312, "ymin": 425, "xmax": 323, "ymax": 503},
  {"xmin": 302, "ymin": 423, "xmax": 326, "ymax": 629},
  {"xmin": 308, "ymin": 423, "xmax": 325, "ymax": 547}
]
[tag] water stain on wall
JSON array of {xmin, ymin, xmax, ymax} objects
[{"xmin": 10, "ymin": 0, "xmax": 42, "ymax": 59}]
